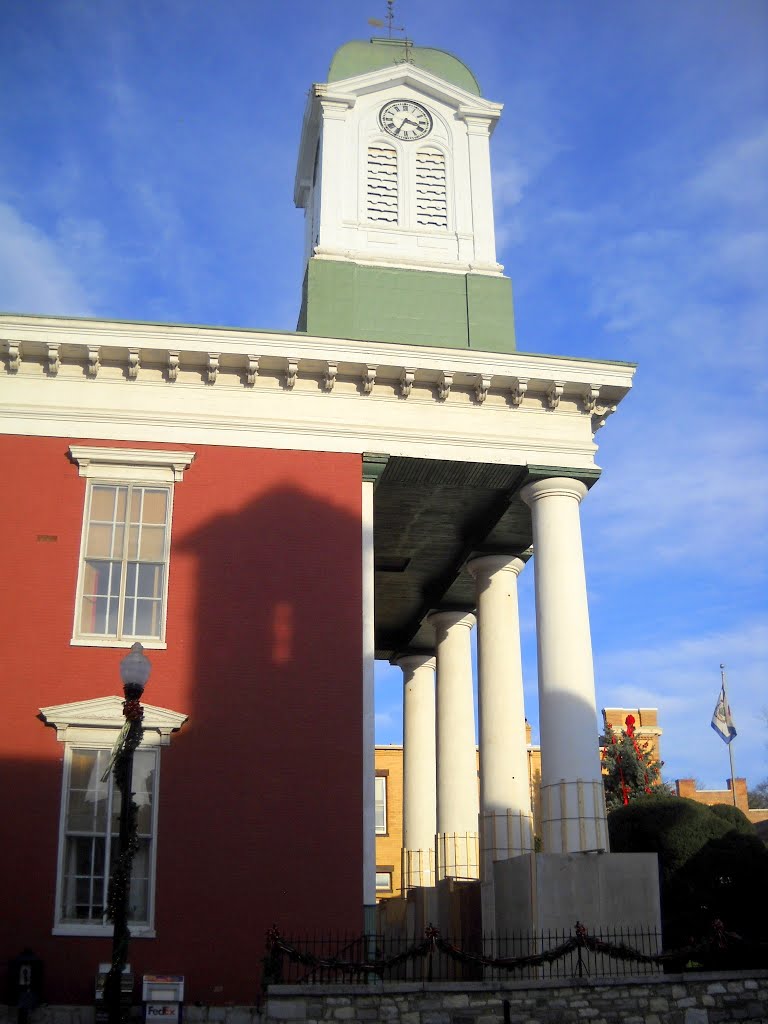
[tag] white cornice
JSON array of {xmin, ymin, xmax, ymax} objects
[{"xmin": 1, "ymin": 314, "xmax": 634, "ymax": 468}]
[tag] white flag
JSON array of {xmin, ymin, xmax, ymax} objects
[{"xmin": 711, "ymin": 685, "xmax": 737, "ymax": 745}]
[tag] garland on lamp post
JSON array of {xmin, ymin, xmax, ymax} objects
[{"xmin": 103, "ymin": 644, "xmax": 151, "ymax": 1024}]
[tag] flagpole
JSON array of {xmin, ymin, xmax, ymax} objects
[{"xmin": 720, "ymin": 663, "xmax": 737, "ymax": 807}]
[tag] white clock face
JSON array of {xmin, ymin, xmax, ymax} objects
[{"xmin": 379, "ymin": 100, "xmax": 433, "ymax": 142}]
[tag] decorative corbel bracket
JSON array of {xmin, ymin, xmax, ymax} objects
[
  {"xmin": 475, "ymin": 373, "xmax": 492, "ymax": 405},
  {"xmin": 47, "ymin": 344, "xmax": 61, "ymax": 376},
  {"xmin": 245, "ymin": 355, "xmax": 259, "ymax": 387},
  {"xmin": 546, "ymin": 380, "xmax": 565, "ymax": 410},
  {"xmin": 510, "ymin": 377, "xmax": 529, "ymax": 407},
  {"xmin": 437, "ymin": 370, "xmax": 453, "ymax": 401},
  {"xmin": 285, "ymin": 357, "xmax": 298, "ymax": 390},
  {"xmin": 399, "ymin": 367, "xmax": 416, "ymax": 398},
  {"xmin": 6, "ymin": 341, "xmax": 21, "ymax": 372},
  {"xmin": 127, "ymin": 349, "xmax": 140, "ymax": 380},
  {"xmin": 362, "ymin": 365, "xmax": 377, "ymax": 395},
  {"xmin": 323, "ymin": 361, "xmax": 338, "ymax": 392},
  {"xmin": 87, "ymin": 346, "xmax": 101, "ymax": 377},
  {"xmin": 167, "ymin": 351, "xmax": 180, "ymax": 382},
  {"xmin": 582, "ymin": 384, "xmax": 601, "ymax": 413},
  {"xmin": 592, "ymin": 403, "xmax": 617, "ymax": 433},
  {"xmin": 206, "ymin": 353, "xmax": 220, "ymax": 385}
]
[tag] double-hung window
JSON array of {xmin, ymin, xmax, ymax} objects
[
  {"xmin": 41, "ymin": 696, "xmax": 187, "ymax": 937},
  {"xmin": 69, "ymin": 447, "xmax": 194, "ymax": 648},
  {"xmin": 60, "ymin": 744, "xmax": 158, "ymax": 927}
]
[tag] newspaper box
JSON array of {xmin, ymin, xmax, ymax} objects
[
  {"xmin": 95, "ymin": 964, "xmax": 133, "ymax": 1024},
  {"xmin": 143, "ymin": 974, "xmax": 184, "ymax": 1024}
]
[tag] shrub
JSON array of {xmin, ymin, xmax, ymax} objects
[{"xmin": 608, "ymin": 796, "xmax": 768, "ymax": 946}]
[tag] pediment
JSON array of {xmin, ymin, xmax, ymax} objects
[
  {"xmin": 319, "ymin": 64, "xmax": 503, "ymax": 113},
  {"xmin": 40, "ymin": 695, "xmax": 188, "ymax": 744}
]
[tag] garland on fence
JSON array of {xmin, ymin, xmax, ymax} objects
[{"xmin": 263, "ymin": 918, "xmax": 754, "ymax": 985}]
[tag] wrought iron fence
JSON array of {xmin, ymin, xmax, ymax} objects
[{"xmin": 263, "ymin": 924, "xmax": 667, "ymax": 986}]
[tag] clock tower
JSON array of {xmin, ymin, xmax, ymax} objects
[{"xmin": 294, "ymin": 37, "xmax": 516, "ymax": 351}]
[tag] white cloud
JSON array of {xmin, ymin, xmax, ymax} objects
[{"xmin": 0, "ymin": 202, "xmax": 93, "ymax": 315}]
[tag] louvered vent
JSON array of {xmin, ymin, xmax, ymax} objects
[
  {"xmin": 367, "ymin": 145, "xmax": 398, "ymax": 223},
  {"xmin": 415, "ymin": 149, "xmax": 448, "ymax": 229}
]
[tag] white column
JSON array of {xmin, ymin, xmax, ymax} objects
[
  {"xmin": 427, "ymin": 610, "xmax": 479, "ymax": 880},
  {"xmin": 520, "ymin": 478, "xmax": 609, "ymax": 855},
  {"xmin": 467, "ymin": 555, "xmax": 534, "ymax": 879},
  {"xmin": 395, "ymin": 654, "xmax": 437, "ymax": 888},
  {"xmin": 361, "ymin": 472, "xmax": 377, "ymax": 918}
]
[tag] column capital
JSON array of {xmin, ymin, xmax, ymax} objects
[
  {"xmin": 467, "ymin": 554, "xmax": 527, "ymax": 581},
  {"xmin": 520, "ymin": 476, "xmax": 588, "ymax": 507},
  {"xmin": 394, "ymin": 653, "xmax": 436, "ymax": 676},
  {"xmin": 427, "ymin": 609, "xmax": 476, "ymax": 632}
]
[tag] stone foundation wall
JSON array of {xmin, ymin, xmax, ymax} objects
[
  {"xmin": 265, "ymin": 972, "xmax": 768, "ymax": 1023},
  {"xmin": 5, "ymin": 973, "xmax": 767, "ymax": 1024}
]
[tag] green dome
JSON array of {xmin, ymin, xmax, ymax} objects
[{"xmin": 328, "ymin": 38, "xmax": 482, "ymax": 96}]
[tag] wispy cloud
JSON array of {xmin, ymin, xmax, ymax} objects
[{"xmin": 0, "ymin": 202, "xmax": 94, "ymax": 315}]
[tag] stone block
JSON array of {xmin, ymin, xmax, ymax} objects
[
  {"xmin": 683, "ymin": 1012, "xmax": 708, "ymax": 1024},
  {"xmin": 442, "ymin": 995, "xmax": 469, "ymax": 1008},
  {"xmin": 267, "ymin": 1001, "xmax": 307, "ymax": 1021}
]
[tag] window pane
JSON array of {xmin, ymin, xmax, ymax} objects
[
  {"xmin": 375, "ymin": 871, "xmax": 392, "ymax": 891},
  {"xmin": 90, "ymin": 486, "xmax": 126, "ymax": 522},
  {"xmin": 138, "ymin": 525, "xmax": 166, "ymax": 561},
  {"xmin": 86, "ymin": 523, "xmax": 124, "ymax": 559},
  {"xmin": 67, "ymin": 751, "xmax": 108, "ymax": 831},
  {"xmin": 142, "ymin": 489, "xmax": 168, "ymax": 525}
]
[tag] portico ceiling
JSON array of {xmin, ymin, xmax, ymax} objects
[{"xmin": 372, "ymin": 456, "xmax": 598, "ymax": 660}]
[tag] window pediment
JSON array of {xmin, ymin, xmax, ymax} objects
[{"xmin": 40, "ymin": 696, "xmax": 188, "ymax": 745}]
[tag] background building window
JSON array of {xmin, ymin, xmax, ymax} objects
[
  {"xmin": 374, "ymin": 774, "xmax": 387, "ymax": 835},
  {"xmin": 59, "ymin": 744, "xmax": 158, "ymax": 928},
  {"xmin": 375, "ymin": 869, "xmax": 393, "ymax": 892}
]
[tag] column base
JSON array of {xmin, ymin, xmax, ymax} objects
[
  {"xmin": 481, "ymin": 809, "xmax": 534, "ymax": 872},
  {"xmin": 436, "ymin": 831, "xmax": 479, "ymax": 881},
  {"xmin": 402, "ymin": 847, "xmax": 436, "ymax": 889},
  {"xmin": 493, "ymin": 851, "xmax": 661, "ymax": 935},
  {"xmin": 540, "ymin": 779, "xmax": 609, "ymax": 853}
]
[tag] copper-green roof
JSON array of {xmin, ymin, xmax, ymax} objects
[{"xmin": 328, "ymin": 38, "xmax": 481, "ymax": 96}]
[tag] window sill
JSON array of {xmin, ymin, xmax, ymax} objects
[
  {"xmin": 70, "ymin": 638, "xmax": 168, "ymax": 650},
  {"xmin": 53, "ymin": 924, "xmax": 156, "ymax": 938}
]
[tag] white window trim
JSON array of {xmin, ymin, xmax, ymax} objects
[
  {"xmin": 41, "ymin": 696, "xmax": 187, "ymax": 938},
  {"xmin": 68, "ymin": 446, "xmax": 195, "ymax": 650},
  {"xmin": 374, "ymin": 774, "xmax": 388, "ymax": 836}
]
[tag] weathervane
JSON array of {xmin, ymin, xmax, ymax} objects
[
  {"xmin": 368, "ymin": 0, "xmax": 403, "ymax": 39},
  {"xmin": 368, "ymin": 1, "xmax": 414, "ymax": 64}
]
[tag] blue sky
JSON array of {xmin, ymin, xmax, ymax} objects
[{"xmin": 1, "ymin": 0, "xmax": 766, "ymax": 790}]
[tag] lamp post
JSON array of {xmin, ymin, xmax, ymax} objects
[{"xmin": 105, "ymin": 642, "xmax": 151, "ymax": 1024}]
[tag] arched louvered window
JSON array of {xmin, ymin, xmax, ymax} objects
[
  {"xmin": 366, "ymin": 144, "xmax": 398, "ymax": 224},
  {"xmin": 415, "ymin": 148, "xmax": 448, "ymax": 229}
]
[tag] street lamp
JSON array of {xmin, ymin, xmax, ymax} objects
[{"xmin": 105, "ymin": 642, "xmax": 151, "ymax": 1024}]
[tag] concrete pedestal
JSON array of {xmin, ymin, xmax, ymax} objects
[{"xmin": 494, "ymin": 852, "xmax": 661, "ymax": 935}]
